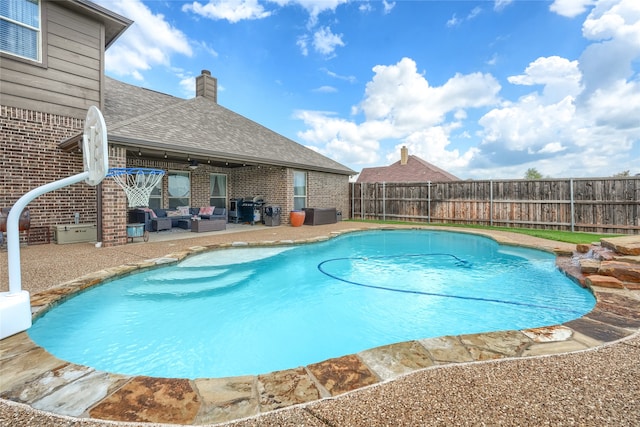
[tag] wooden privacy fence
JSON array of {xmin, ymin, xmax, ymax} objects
[{"xmin": 350, "ymin": 177, "xmax": 640, "ymax": 234}]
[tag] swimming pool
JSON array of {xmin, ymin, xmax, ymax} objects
[{"xmin": 28, "ymin": 230, "xmax": 595, "ymax": 379}]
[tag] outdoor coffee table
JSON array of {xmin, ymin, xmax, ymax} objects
[{"xmin": 191, "ymin": 219, "xmax": 226, "ymax": 232}]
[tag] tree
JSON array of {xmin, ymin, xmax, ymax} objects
[
  {"xmin": 524, "ymin": 168, "xmax": 543, "ymax": 180},
  {"xmin": 613, "ymin": 170, "xmax": 630, "ymax": 177}
]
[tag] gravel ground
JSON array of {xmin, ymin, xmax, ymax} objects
[{"xmin": 2, "ymin": 223, "xmax": 638, "ymax": 426}]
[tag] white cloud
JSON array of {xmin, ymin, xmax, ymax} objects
[
  {"xmin": 297, "ymin": 36, "xmax": 309, "ymax": 56},
  {"xmin": 383, "ymin": 1, "xmax": 396, "ymax": 15},
  {"xmin": 182, "ymin": 0, "xmax": 271, "ymax": 22},
  {"xmin": 296, "ymin": 0, "xmax": 640, "ymax": 180},
  {"xmin": 269, "ymin": 0, "xmax": 348, "ymax": 27},
  {"xmin": 322, "ymin": 68, "xmax": 357, "ymax": 83},
  {"xmin": 179, "ymin": 76, "xmax": 196, "ymax": 96},
  {"xmin": 538, "ymin": 142, "xmax": 566, "ymax": 154},
  {"xmin": 550, "ymin": 0, "xmax": 596, "ymax": 18},
  {"xmin": 446, "ymin": 14, "xmax": 461, "ymax": 28},
  {"xmin": 313, "ymin": 86, "xmax": 338, "ymax": 93},
  {"xmin": 313, "ymin": 26, "xmax": 345, "ymax": 56},
  {"xmin": 508, "ymin": 56, "xmax": 583, "ymax": 102},
  {"xmin": 395, "ymin": 127, "xmax": 479, "ymax": 171},
  {"xmin": 446, "ymin": 6, "xmax": 482, "ymax": 27},
  {"xmin": 98, "ymin": 0, "xmax": 192, "ymax": 80},
  {"xmin": 359, "ymin": 3, "xmax": 372, "ymax": 13},
  {"xmin": 473, "ymin": 0, "xmax": 640, "ymax": 178},
  {"xmin": 296, "ymin": 57, "xmax": 500, "ymax": 170},
  {"xmin": 359, "ymin": 58, "xmax": 500, "ymax": 130},
  {"xmin": 295, "ymin": 110, "xmax": 383, "ymax": 165},
  {"xmin": 494, "ymin": 0, "xmax": 513, "ymax": 12},
  {"xmin": 579, "ymin": 0, "xmax": 640, "ymax": 94},
  {"xmin": 479, "ymin": 95, "xmax": 578, "ymax": 152}
]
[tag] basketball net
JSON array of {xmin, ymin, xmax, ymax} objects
[{"xmin": 107, "ymin": 168, "xmax": 165, "ymax": 208}]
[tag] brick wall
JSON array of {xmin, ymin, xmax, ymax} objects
[
  {"xmin": 0, "ymin": 106, "xmax": 98, "ymax": 242},
  {"xmin": 307, "ymin": 170, "xmax": 350, "ymax": 219},
  {"xmin": 101, "ymin": 146, "xmax": 127, "ymax": 247}
]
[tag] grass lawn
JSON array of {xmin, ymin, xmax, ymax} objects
[{"xmin": 350, "ymin": 220, "xmax": 621, "ymax": 245}]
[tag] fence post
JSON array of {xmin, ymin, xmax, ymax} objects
[
  {"xmin": 361, "ymin": 182, "xmax": 364, "ymax": 219},
  {"xmin": 427, "ymin": 181, "xmax": 431, "ymax": 223},
  {"xmin": 570, "ymin": 178, "xmax": 575, "ymax": 232},
  {"xmin": 351, "ymin": 182, "xmax": 355, "ymax": 220},
  {"xmin": 382, "ymin": 182, "xmax": 386, "ymax": 221},
  {"xmin": 490, "ymin": 180, "xmax": 494, "ymax": 227}
]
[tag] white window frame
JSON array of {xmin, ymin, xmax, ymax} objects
[
  {"xmin": 0, "ymin": 0, "xmax": 42, "ymax": 62},
  {"xmin": 293, "ymin": 170, "xmax": 307, "ymax": 210}
]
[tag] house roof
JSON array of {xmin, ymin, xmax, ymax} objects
[
  {"xmin": 62, "ymin": 77, "xmax": 355, "ymax": 176},
  {"xmin": 357, "ymin": 155, "xmax": 459, "ymax": 183}
]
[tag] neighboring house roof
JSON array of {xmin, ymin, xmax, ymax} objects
[
  {"xmin": 357, "ymin": 155, "xmax": 459, "ymax": 183},
  {"xmin": 96, "ymin": 77, "xmax": 354, "ymax": 175}
]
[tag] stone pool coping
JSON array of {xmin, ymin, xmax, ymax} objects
[{"xmin": 1, "ymin": 226, "xmax": 639, "ymax": 425}]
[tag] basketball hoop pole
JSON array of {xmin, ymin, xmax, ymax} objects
[
  {"xmin": 0, "ymin": 172, "xmax": 93, "ymax": 340},
  {"xmin": 1, "ymin": 106, "xmax": 108, "ymax": 340},
  {"xmin": 5, "ymin": 172, "xmax": 91, "ymax": 294}
]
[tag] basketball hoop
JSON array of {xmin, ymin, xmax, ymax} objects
[{"xmin": 107, "ymin": 167, "xmax": 165, "ymax": 208}]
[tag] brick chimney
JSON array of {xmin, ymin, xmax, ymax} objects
[
  {"xmin": 400, "ymin": 146, "xmax": 409, "ymax": 165},
  {"xmin": 196, "ymin": 69, "xmax": 217, "ymax": 102}
]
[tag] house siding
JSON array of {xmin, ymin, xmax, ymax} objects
[{"xmin": 0, "ymin": 0, "xmax": 103, "ymax": 119}]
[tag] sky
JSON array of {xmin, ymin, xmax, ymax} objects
[{"xmin": 95, "ymin": 0, "xmax": 640, "ymax": 180}]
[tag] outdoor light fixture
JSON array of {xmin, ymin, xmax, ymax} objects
[
  {"xmin": 164, "ymin": 152, "xmax": 168, "ymax": 159},
  {"xmin": 138, "ymin": 148, "xmax": 142, "ymax": 156},
  {"xmin": 187, "ymin": 155, "xmax": 191, "ymax": 162},
  {"xmin": 207, "ymin": 158, "xmax": 211, "ymax": 164},
  {"xmin": 188, "ymin": 159, "xmax": 199, "ymax": 170}
]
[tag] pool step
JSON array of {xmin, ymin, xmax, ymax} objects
[{"xmin": 128, "ymin": 270, "xmax": 254, "ymax": 296}]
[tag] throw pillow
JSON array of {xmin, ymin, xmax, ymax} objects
[{"xmin": 199, "ymin": 206, "xmax": 215, "ymax": 216}]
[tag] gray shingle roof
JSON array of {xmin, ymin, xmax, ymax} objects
[
  {"xmin": 357, "ymin": 155, "xmax": 459, "ymax": 183},
  {"xmin": 103, "ymin": 77, "xmax": 354, "ymax": 175}
]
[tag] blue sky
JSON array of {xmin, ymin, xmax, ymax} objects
[{"xmin": 96, "ymin": 0, "xmax": 639, "ymax": 179}]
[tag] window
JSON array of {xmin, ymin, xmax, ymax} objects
[
  {"xmin": 148, "ymin": 177, "xmax": 163, "ymax": 209},
  {"xmin": 168, "ymin": 171, "xmax": 190, "ymax": 209},
  {"xmin": 209, "ymin": 173, "xmax": 227, "ymax": 209},
  {"xmin": 1, "ymin": 0, "xmax": 41, "ymax": 61},
  {"xmin": 293, "ymin": 171, "xmax": 307, "ymax": 210}
]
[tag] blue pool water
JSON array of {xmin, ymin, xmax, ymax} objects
[{"xmin": 29, "ymin": 230, "xmax": 595, "ymax": 379}]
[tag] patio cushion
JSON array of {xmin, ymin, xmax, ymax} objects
[{"xmin": 199, "ymin": 206, "xmax": 215, "ymax": 216}]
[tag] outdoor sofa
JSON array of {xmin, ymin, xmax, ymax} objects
[{"xmin": 128, "ymin": 207, "xmax": 227, "ymax": 231}]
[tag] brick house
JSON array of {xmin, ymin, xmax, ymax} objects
[
  {"xmin": 1, "ymin": 0, "xmax": 354, "ymax": 247},
  {"xmin": 356, "ymin": 146, "xmax": 459, "ymax": 183}
]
